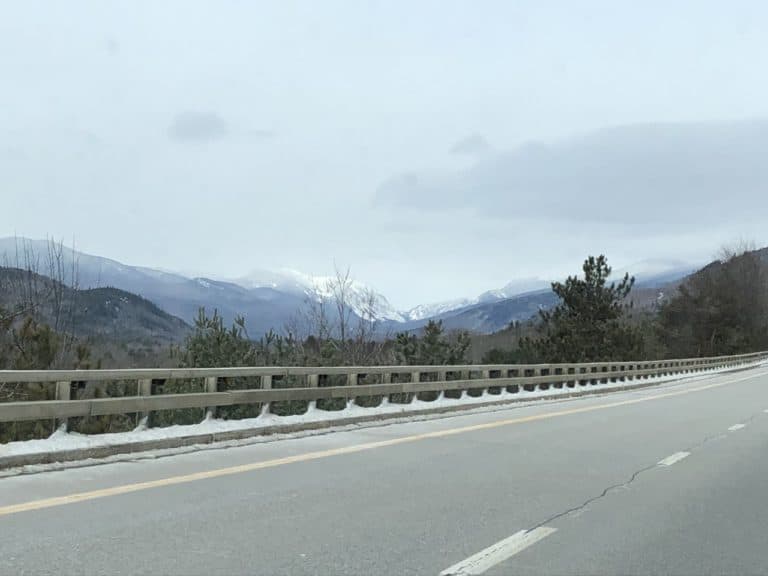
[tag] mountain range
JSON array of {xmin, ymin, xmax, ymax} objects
[
  {"xmin": 0, "ymin": 237, "xmax": 697, "ymax": 337},
  {"xmin": 0, "ymin": 267, "xmax": 189, "ymax": 344}
]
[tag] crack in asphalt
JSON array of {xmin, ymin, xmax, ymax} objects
[{"xmin": 528, "ymin": 409, "xmax": 763, "ymax": 531}]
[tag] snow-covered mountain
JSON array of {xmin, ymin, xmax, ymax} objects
[
  {"xmin": 232, "ymin": 269, "xmax": 406, "ymax": 322},
  {"xmin": 405, "ymin": 298, "xmax": 475, "ymax": 322},
  {"xmin": 611, "ymin": 258, "xmax": 700, "ymax": 287},
  {"xmin": 0, "ymin": 238, "xmax": 407, "ymax": 331},
  {"xmin": 0, "ymin": 237, "xmax": 700, "ymax": 336},
  {"xmin": 403, "ymin": 278, "xmax": 551, "ymax": 321}
]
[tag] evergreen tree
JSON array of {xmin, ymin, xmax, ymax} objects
[
  {"xmin": 524, "ymin": 255, "xmax": 641, "ymax": 362},
  {"xmin": 394, "ymin": 320, "xmax": 471, "ymax": 365},
  {"xmin": 180, "ymin": 309, "xmax": 257, "ymax": 368},
  {"xmin": 658, "ymin": 248, "xmax": 768, "ymax": 357}
]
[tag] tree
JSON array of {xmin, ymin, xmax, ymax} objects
[
  {"xmin": 161, "ymin": 308, "xmax": 261, "ymax": 424},
  {"xmin": 395, "ymin": 320, "xmax": 471, "ymax": 365},
  {"xmin": 179, "ymin": 309, "xmax": 257, "ymax": 368},
  {"xmin": 481, "ymin": 347, "xmax": 526, "ymax": 364},
  {"xmin": 0, "ymin": 237, "xmax": 83, "ymax": 373},
  {"xmin": 524, "ymin": 255, "xmax": 641, "ymax": 362},
  {"xmin": 658, "ymin": 246, "xmax": 768, "ymax": 357},
  {"xmin": 288, "ymin": 266, "xmax": 391, "ymax": 366}
]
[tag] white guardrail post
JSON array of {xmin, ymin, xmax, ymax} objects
[
  {"xmin": 137, "ymin": 378, "xmax": 152, "ymax": 425},
  {"xmin": 347, "ymin": 373, "xmax": 358, "ymax": 407},
  {"xmin": 205, "ymin": 377, "xmax": 218, "ymax": 418},
  {"xmin": 261, "ymin": 374, "xmax": 273, "ymax": 415},
  {"xmin": 54, "ymin": 380, "xmax": 70, "ymax": 430}
]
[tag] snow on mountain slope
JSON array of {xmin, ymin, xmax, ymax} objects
[
  {"xmin": 611, "ymin": 258, "xmax": 700, "ymax": 287},
  {"xmin": 233, "ymin": 269, "xmax": 407, "ymax": 322},
  {"xmin": 403, "ymin": 278, "xmax": 550, "ymax": 321},
  {"xmin": 405, "ymin": 298, "xmax": 474, "ymax": 321}
]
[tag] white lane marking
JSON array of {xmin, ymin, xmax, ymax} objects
[
  {"xmin": 728, "ymin": 423, "xmax": 746, "ymax": 431},
  {"xmin": 440, "ymin": 527, "xmax": 557, "ymax": 575},
  {"xmin": 657, "ymin": 451, "xmax": 691, "ymax": 467}
]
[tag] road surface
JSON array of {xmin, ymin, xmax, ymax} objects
[{"xmin": 1, "ymin": 365, "xmax": 767, "ymax": 575}]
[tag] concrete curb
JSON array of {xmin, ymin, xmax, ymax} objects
[{"xmin": 0, "ymin": 369, "xmax": 744, "ymax": 470}]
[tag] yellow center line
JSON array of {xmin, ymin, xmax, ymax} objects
[{"xmin": 1, "ymin": 369, "xmax": 765, "ymax": 518}]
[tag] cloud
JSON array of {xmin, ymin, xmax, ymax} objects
[
  {"xmin": 244, "ymin": 128, "xmax": 275, "ymax": 140},
  {"xmin": 376, "ymin": 120, "xmax": 768, "ymax": 230},
  {"xmin": 168, "ymin": 111, "xmax": 229, "ymax": 142},
  {"xmin": 105, "ymin": 37, "xmax": 119, "ymax": 55},
  {"xmin": 449, "ymin": 133, "xmax": 490, "ymax": 156}
]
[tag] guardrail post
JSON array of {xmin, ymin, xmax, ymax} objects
[
  {"xmin": 436, "ymin": 370, "xmax": 448, "ymax": 399},
  {"xmin": 460, "ymin": 369, "xmax": 470, "ymax": 398},
  {"xmin": 261, "ymin": 375, "xmax": 272, "ymax": 415},
  {"xmin": 481, "ymin": 369, "xmax": 491, "ymax": 395},
  {"xmin": 346, "ymin": 373, "xmax": 358, "ymax": 407},
  {"xmin": 306, "ymin": 374, "xmax": 319, "ymax": 409},
  {"xmin": 410, "ymin": 371, "xmax": 420, "ymax": 402},
  {"xmin": 54, "ymin": 381, "xmax": 70, "ymax": 431},
  {"xmin": 204, "ymin": 377, "xmax": 218, "ymax": 419},
  {"xmin": 137, "ymin": 378, "xmax": 152, "ymax": 425}
]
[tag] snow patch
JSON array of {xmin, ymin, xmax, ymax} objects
[{"xmin": 233, "ymin": 269, "xmax": 406, "ymax": 322}]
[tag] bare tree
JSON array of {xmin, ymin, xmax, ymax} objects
[
  {"xmin": 282, "ymin": 265, "xmax": 392, "ymax": 366},
  {"xmin": 718, "ymin": 239, "xmax": 757, "ymax": 262},
  {"xmin": 349, "ymin": 287, "xmax": 391, "ymax": 365},
  {"xmin": 327, "ymin": 265, "xmax": 354, "ymax": 362},
  {"xmin": 0, "ymin": 236, "xmax": 83, "ymax": 382}
]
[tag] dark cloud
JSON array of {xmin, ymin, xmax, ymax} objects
[
  {"xmin": 449, "ymin": 133, "xmax": 490, "ymax": 156},
  {"xmin": 376, "ymin": 120, "xmax": 768, "ymax": 230},
  {"xmin": 168, "ymin": 111, "xmax": 229, "ymax": 142}
]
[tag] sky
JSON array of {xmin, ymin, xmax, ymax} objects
[{"xmin": 3, "ymin": 0, "xmax": 768, "ymax": 309}]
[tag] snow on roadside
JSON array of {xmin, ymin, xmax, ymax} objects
[{"xmin": 0, "ymin": 363, "xmax": 760, "ymax": 460}]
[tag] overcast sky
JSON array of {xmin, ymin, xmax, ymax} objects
[{"xmin": 3, "ymin": 0, "xmax": 768, "ymax": 309}]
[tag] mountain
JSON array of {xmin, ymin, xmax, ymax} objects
[
  {"xmin": 404, "ymin": 278, "xmax": 550, "ymax": 321},
  {"xmin": 0, "ymin": 238, "xmax": 699, "ymax": 337},
  {"xmin": 0, "ymin": 267, "xmax": 189, "ymax": 344},
  {"xmin": 232, "ymin": 269, "xmax": 406, "ymax": 322},
  {"xmin": 0, "ymin": 238, "xmax": 308, "ymax": 335},
  {"xmin": 393, "ymin": 260, "xmax": 696, "ymax": 334},
  {"xmin": 387, "ymin": 289, "xmax": 560, "ymax": 334},
  {"xmin": 611, "ymin": 258, "xmax": 700, "ymax": 288},
  {"xmin": 0, "ymin": 238, "xmax": 402, "ymax": 335}
]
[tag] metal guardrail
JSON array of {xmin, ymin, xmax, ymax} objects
[{"xmin": 0, "ymin": 352, "xmax": 766, "ymax": 426}]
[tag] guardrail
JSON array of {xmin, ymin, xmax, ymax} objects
[{"xmin": 1, "ymin": 351, "xmax": 766, "ymax": 430}]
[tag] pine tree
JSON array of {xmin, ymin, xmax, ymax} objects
[
  {"xmin": 526, "ymin": 255, "xmax": 640, "ymax": 362},
  {"xmin": 394, "ymin": 320, "xmax": 471, "ymax": 365}
]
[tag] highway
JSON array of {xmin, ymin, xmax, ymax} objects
[{"xmin": 1, "ymin": 366, "xmax": 767, "ymax": 575}]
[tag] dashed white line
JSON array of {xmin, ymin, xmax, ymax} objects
[
  {"xmin": 657, "ymin": 451, "xmax": 691, "ymax": 467},
  {"xmin": 728, "ymin": 424, "xmax": 746, "ymax": 431},
  {"xmin": 439, "ymin": 527, "xmax": 557, "ymax": 575}
]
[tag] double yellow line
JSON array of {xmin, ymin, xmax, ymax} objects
[{"xmin": 0, "ymin": 370, "xmax": 764, "ymax": 518}]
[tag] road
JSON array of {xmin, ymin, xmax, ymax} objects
[{"xmin": 1, "ymin": 366, "xmax": 768, "ymax": 575}]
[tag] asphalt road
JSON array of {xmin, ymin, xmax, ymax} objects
[{"xmin": 1, "ymin": 366, "xmax": 767, "ymax": 575}]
